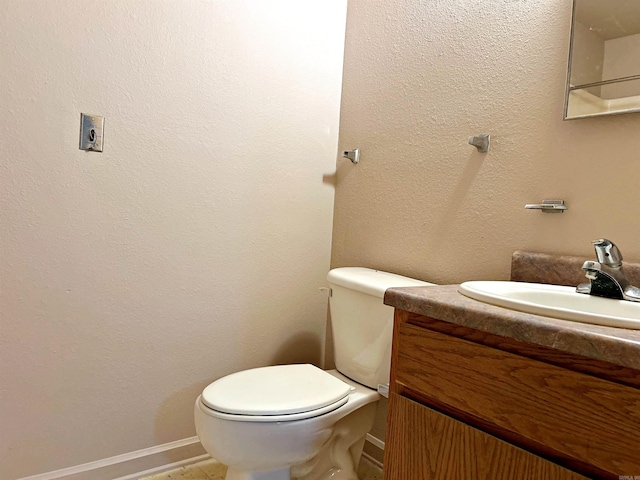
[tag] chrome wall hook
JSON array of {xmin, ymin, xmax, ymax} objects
[
  {"xmin": 468, "ymin": 134, "xmax": 490, "ymax": 153},
  {"xmin": 342, "ymin": 149, "xmax": 360, "ymax": 164}
]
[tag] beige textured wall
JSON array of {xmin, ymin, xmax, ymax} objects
[
  {"xmin": 0, "ymin": 1, "xmax": 346, "ymax": 478},
  {"xmin": 333, "ymin": 0, "xmax": 640, "ymax": 288}
]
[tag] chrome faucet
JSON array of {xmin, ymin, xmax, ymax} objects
[{"xmin": 576, "ymin": 239, "xmax": 640, "ymax": 302}]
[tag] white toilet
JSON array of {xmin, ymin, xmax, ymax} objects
[{"xmin": 194, "ymin": 267, "xmax": 433, "ymax": 480}]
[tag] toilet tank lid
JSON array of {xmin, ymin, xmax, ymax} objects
[
  {"xmin": 201, "ymin": 364, "xmax": 352, "ymax": 416},
  {"xmin": 327, "ymin": 267, "xmax": 434, "ymax": 298}
]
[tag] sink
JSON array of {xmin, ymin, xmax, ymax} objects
[{"xmin": 458, "ymin": 281, "xmax": 640, "ymax": 329}]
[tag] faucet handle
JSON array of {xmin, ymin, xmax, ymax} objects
[
  {"xmin": 581, "ymin": 260, "xmax": 601, "ymax": 280},
  {"xmin": 592, "ymin": 238, "xmax": 623, "ymax": 268}
]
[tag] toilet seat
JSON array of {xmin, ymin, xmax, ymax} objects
[{"xmin": 199, "ymin": 364, "xmax": 353, "ymax": 422}]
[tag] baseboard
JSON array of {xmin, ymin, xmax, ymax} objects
[
  {"xmin": 361, "ymin": 451, "xmax": 383, "ymax": 470},
  {"xmin": 17, "ymin": 434, "xmax": 383, "ymax": 480},
  {"xmin": 363, "ymin": 434, "xmax": 385, "ymax": 466},
  {"xmin": 365, "ymin": 433, "xmax": 384, "ymax": 451},
  {"xmin": 16, "ymin": 437, "xmax": 207, "ymax": 480}
]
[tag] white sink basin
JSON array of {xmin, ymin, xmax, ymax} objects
[{"xmin": 458, "ymin": 281, "xmax": 640, "ymax": 329}]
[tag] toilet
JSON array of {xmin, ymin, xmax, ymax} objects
[{"xmin": 194, "ymin": 267, "xmax": 433, "ymax": 480}]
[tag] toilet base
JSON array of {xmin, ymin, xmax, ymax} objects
[
  {"xmin": 290, "ymin": 406, "xmax": 373, "ymax": 480},
  {"xmin": 226, "ymin": 467, "xmax": 290, "ymax": 480},
  {"xmin": 223, "ymin": 403, "xmax": 375, "ymax": 480}
]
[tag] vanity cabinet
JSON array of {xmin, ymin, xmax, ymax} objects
[
  {"xmin": 383, "ymin": 308, "xmax": 640, "ymax": 480},
  {"xmin": 385, "ymin": 394, "xmax": 585, "ymax": 480}
]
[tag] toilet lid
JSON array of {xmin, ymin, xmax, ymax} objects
[{"xmin": 201, "ymin": 364, "xmax": 352, "ymax": 416}]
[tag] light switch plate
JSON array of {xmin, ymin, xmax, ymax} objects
[{"xmin": 79, "ymin": 113, "xmax": 105, "ymax": 152}]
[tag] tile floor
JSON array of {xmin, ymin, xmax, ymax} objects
[{"xmin": 140, "ymin": 456, "xmax": 383, "ymax": 480}]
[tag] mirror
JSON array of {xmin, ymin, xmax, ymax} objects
[{"xmin": 565, "ymin": 0, "xmax": 640, "ymax": 119}]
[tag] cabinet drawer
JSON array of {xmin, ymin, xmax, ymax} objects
[
  {"xmin": 394, "ymin": 321, "xmax": 640, "ymax": 476},
  {"xmin": 384, "ymin": 393, "xmax": 588, "ymax": 480}
]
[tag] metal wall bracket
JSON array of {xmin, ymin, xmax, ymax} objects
[
  {"xmin": 342, "ymin": 149, "xmax": 360, "ymax": 164},
  {"xmin": 468, "ymin": 134, "xmax": 490, "ymax": 153},
  {"xmin": 525, "ymin": 200, "xmax": 567, "ymax": 213}
]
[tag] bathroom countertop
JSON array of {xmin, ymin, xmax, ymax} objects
[{"xmin": 384, "ymin": 284, "xmax": 640, "ymax": 372}]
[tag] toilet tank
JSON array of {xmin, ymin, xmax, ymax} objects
[{"xmin": 327, "ymin": 267, "xmax": 434, "ymax": 389}]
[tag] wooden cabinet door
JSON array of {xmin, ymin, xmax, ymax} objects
[{"xmin": 383, "ymin": 394, "xmax": 588, "ymax": 480}]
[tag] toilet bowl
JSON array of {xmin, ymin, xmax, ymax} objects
[
  {"xmin": 195, "ymin": 367, "xmax": 379, "ymax": 480},
  {"xmin": 194, "ymin": 267, "xmax": 434, "ymax": 480}
]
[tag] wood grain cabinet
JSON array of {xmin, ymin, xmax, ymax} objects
[
  {"xmin": 385, "ymin": 394, "xmax": 586, "ymax": 480},
  {"xmin": 383, "ymin": 310, "xmax": 640, "ymax": 480}
]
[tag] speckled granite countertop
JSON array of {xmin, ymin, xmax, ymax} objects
[{"xmin": 384, "ymin": 284, "xmax": 640, "ymax": 372}]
